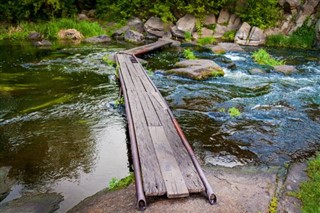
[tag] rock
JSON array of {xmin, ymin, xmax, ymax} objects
[
  {"xmin": 278, "ymin": 163, "xmax": 308, "ymax": 213},
  {"xmin": 192, "ymin": 28, "xmax": 214, "ymax": 40},
  {"xmin": 176, "ymin": 14, "xmax": 196, "ymax": 33},
  {"xmin": 159, "ymin": 37, "xmax": 181, "ymax": 47},
  {"xmin": 217, "ymin": 9, "xmax": 230, "ymax": 25},
  {"xmin": 213, "ymin": 24, "xmax": 229, "ymax": 38},
  {"xmin": 32, "ymin": 40, "xmax": 52, "ymax": 47},
  {"xmin": 249, "ymin": 68, "xmax": 266, "ymax": 75},
  {"xmin": 227, "ymin": 62, "xmax": 237, "ymax": 70},
  {"xmin": 274, "ymin": 65, "xmax": 298, "ymax": 75},
  {"xmin": 235, "ymin": 22, "xmax": 251, "ymax": 45},
  {"xmin": 210, "ymin": 45, "xmax": 226, "ymax": 54},
  {"xmin": 0, "ymin": 167, "xmax": 10, "ymax": 202},
  {"xmin": 247, "ymin": 26, "xmax": 266, "ymax": 46},
  {"xmin": 217, "ymin": 42, "xmax": 244, "ymax": 52},
  {"xmin": 171, "ymin": 26, "xmax": 185, "ymax": 38},
  {"xmin": 57, "ymin": 29, "xmax": 83, "ymax": 40},
  {"xmin": 84, "ymin": 35, "xmax": 111, "ymax": 43},
  {"xmin": 124, "ymin": 30, "xmax": 145, "ymax": 44},
  {"xmin": 264, "ymin": 28, "xmax": 282, "ymax": 36},
  {"xmin": 112, "ymin": 26, "xmax": 129, "ymax": 39},
  {"xmin": 168, "ymin": 59, "xmax": 224, "ymax": 80},
  {"xmin": 28, "ymin": 32, "xmax": 42, "ymax": 41},
  {"xmin": 78, "ymin": 13, "xmax": 89, "ymax": 21},
  {"xmin": 0, "ymin": 193, "xmax": 63, "ymax": 213},
  {"xmin": 87, "ymin": 10, "xmax": 96, "ymax": 18},
  {"xmin": 127, "ymin": 17, "xmax": 144, "ymax": 33},
  {"xmin": 144, "ymin": 17, "xmax": 165, "ymax": 37},
  {"xmin": 203, "ymin": 14, "xmax": 216, "ymax": 26}
]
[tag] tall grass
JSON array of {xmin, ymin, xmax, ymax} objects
[
  {"xmin": 252, "ymin": 49, "xmax": 285, "ymax": 66},
  {"xmin": 0, "ymin": 18, "xmax": 106, "ymax": 40}
]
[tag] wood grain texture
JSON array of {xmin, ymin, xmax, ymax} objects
[
  {"xmin": 124, "ymin": 40, "xmax": 172, "ymax": 56},
  {"xmin": 149, "ymin": 126, "xmax": 189, "ymax": 198}
]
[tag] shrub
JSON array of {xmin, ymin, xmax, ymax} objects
[
  {"xmin": 197, "ymin": 36, "xmax": 216, "ymax": 46},
  {"xmin": 236, "ymin": 0, "xmax": 282, "ymax": 29},
  {"xmin": 252, "ymin": 49, "xmax": 285, "ymax": 66},
  {"xmin": 222, "ymin": 30, "xmax": 236, "ymax": 42},
  {"xmin": 266, "ymin": 22, "xmax": 316, "ymax": 49},
  {"xmin": 184, "ymin": 31, "xmax": 192, "ymax": 42},
  {"xmin": 183, "ymin": 49, "xmax": 197, "ymax": 60}
]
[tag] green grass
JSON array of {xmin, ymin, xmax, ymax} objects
[
  {"xmin": 197, "ymin": 36, "xmax": 216, "ymax": 46},
  {"xmin": 294, "ymin": 153, "xmax": 320, "ymax": 213},
  {"xmin": 183, "ymin": 49, "xmax": 197, "ymax": 60},
  {"xmin": 252, "ymin": 49, "xmax": 285, "ymax": 66},
  {"xmin": 228, "ymin": 107, "xmax": 241, "ymax": 117},
  {"xmin": 108, "ymin": 173, "xmax": 134, "ymax": 191},
  {"xmin": 184, "ymin": 31, "xmax": 192, "ymax": 42},
  {"xmin": 222, "ymin": 30, "xmax": 236, "ymax": 42},
  {"xmin": 266, "ymin": 23, "xmax": 315, "ymax": 49},
  {"xmin": 0, "ymin": 18, "xmax": 106, "ymax": 40}
]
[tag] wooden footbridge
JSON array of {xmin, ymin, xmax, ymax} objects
[{"xmin": 116, "ymin": 40, "xmax": 216, "ymax": 210}]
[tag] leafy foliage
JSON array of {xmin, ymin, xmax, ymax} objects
[
  {"xmin": 184, "ymin": 31, "xmax": 192, "ymax": 42},
  {"xmin": 266, "ymin": 22, "xmax": 316, "ymax": 49},
  {"xmin": 197, "ymin": 36, "xmax": 216, "ymax": 46},
  {"xmin": 222, "ymin": 30, "xmax": 236, "ymax": 42},
  {"xmin": 108, "ymin": 173, "xmax": 134, "ymax": 191},
  {"xmin": 183, "ymin": 49, "xmax": 197, "ymax": 60},
  {"xmin": 295, "ymin": 153, "xmax": 320, "ymax": 213},
  {"xmin": 252, "ymin": 49, "xmax": 285, "ymax": 66},
  {"xmin": 228, "ymin": 107, "xmax": 241, "ymax": 117},
  {"xmin": 236, "ymin": 0, "xmax": 282, "ymax": 29}
]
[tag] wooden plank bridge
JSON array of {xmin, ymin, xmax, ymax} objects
[{"xmin": 116, "ymin": 41, "xmax": 215, "ymax": 210}]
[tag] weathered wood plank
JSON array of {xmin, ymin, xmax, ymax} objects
[
  {"xmin": 124, "ymin": 40, "xmax": 172, "ymax": 56},
  {"xmin": 117, "ymin": 54, "xmax": 166, "ymax": 196},
  {"xmin": 149, "ymin": 126, "xmax": 189, "ymax": 198}
]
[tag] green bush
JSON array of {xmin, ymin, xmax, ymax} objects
[
  {"xmin": 266, "ymin": 22, "xmax": 316, "ymax": 49},
  {"xmin": 252, "ymin": 49, "xmax": 285, "ymax": 66},
  {"xmin": 184, "ymin": 31, "xmax": 192, "ymax": 42},
  {"xmin": 222, "ymin": 30, "xmax": 236, "ymax": 42},
  {"xmin": 197, "ymin": 36, "xmax": 216, "ymax": 46},
  {"xmin": 183, "ymin": 49, "xmax": 197, "ymax": 60},
  {"xmin": 236, "ymin": 0, "xmax": 281, "ymax": 29}
]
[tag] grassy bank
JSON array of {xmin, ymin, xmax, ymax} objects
[{"xmin": 0, "ymin": 18, "xmax": 106, "ymax": 40}]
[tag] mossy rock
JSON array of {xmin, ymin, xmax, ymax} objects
[{"xmin": 167, "ymin": 59, "xmax": 224, "ymax": 80}]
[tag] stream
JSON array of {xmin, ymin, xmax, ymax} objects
[{"xmin": 0, "ymin": 41, "xmax": 319, "ymax": 211}]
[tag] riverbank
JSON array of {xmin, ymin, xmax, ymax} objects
[{"xmin": 69, "ymin": 163, "xmax": 308, "ymax": 213}]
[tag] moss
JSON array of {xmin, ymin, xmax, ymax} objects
[
  {"xmin": 108, "ymin": 173, "xmax": 134, "ymax": 191},
  {"xmin": 252, "ymin": 49, "xmax": 285, "ymax": 67},
  {"xmin": 102, "ymin": 54, "xmax": 116, "ymax": 66},
  {"xmin": 228, "ymin": 107, "xmax": 241, "ymax": 117}
]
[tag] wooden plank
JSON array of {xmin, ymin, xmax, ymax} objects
[
  {"xmin": 149, "ymin": 126, "xmax": 189, "ymax": 198},
  {"xmin": 124, "ymin": 40, "xmax": 172, "ymax": 56},
  {"xmin": 117, "ymin": 54, "xmax": 166, "ymax": 196}
]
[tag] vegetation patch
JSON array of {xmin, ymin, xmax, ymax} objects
[
  {"xmin": 268, "ymin": 197, "xmax": 278, "ymax": 213},
  {"xmin": 184, "ymin": 31, "xmax": 192, "ymax": 42},
  {"xmin": 294, "ymin": 153, "xmax": 320, "ymax": 213},
  {"xmin": 197, "ymin": 36, "xmax": 216, "ymax": 46},
  {"xmin": 222, "ymin": 30, "xmax": 236, "ymax": 42},
  {"xmin": 108, "ymin": 173, "xmax": 134, "ymax": 191},
  {"xmin": 228, "ymin": 107, "xmax": 241, "ymax": 117},
  {"xmin": 0, "ymin": 18, "xmax": 106, "ymax": 40},
  {"xmin": 266, "ymin": 22, "xmax": 316, "ymax": 49},
  {"xmin": 252, "ymin": 49, "xmax": 285, "ymax": 66},
  {"xmin": 183, "ymin": 49, "xmax": 197, "ymax": 60}
]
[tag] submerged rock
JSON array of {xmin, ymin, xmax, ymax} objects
[
  {"xmin": 249, "ymin": 68, "xmax": 266, "ymax": 75},
  {"xmin": 274, "ymin": 65, "xmax": 298, "ymax": 75},
  {"xmin": 0, "ymin": 167, "xmax": 10, "ymax": 202},
  {"xmin": 57, "ymin": 29, "xmax": 83, "ymax": 40},
  {"xmin": 84, "ymin": 35, "xmax": 111, "ymax": 43},
  {"xmin": 208, "ymin": 42, "xmax": 244, "ymax": 54},
  {"xmin": 32, "ymin": 40, "xmax": 52, "ymax": 47},
  {"xmin": 168, "ymin": 59, "xmax": 224, "ymax": 80},
  {"xmin": 124, "ymin": 30, "xmax": 145, "ymax": 44},
  {"xmin": 0, "ymin": 193, "xmax": 63, "ymax": 213}
]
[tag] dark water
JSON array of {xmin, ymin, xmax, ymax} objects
[
  {"xmin": 0, "ymin": 41, "xmax": 319, "ymax": 212},
  {"xmin": 0, "ymin": 41, "xmax": 130, "ymax": 212}
]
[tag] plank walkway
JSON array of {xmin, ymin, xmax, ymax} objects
[{"xmin": 123, "ymin": 39, "xmax": 172, "ymax": 56}]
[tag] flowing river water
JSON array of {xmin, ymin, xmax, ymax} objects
[{"xmin": 0, "ymin": 41, "xmax": 319, "ymax": 211}]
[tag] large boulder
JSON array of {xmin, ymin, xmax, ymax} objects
[
  {"xmin": 84, "ymin": 35, "xmax": 111, "ymax": 43},
  {"xmin": 127, "ymin": 17, "xmax": 144, "ymax": 33},
  {"xmin": 274, "ymin": 65, "xmax": 298, "ymax": 75},
  {"xmin": 217, "ymin": 9, "xmax": 231, "ymax": 25},
  {"xmin": 124, "ymin": 30, "xmax": 145, "ymax": 44},
  {"xmin": 168, "ymin": 59, "xmax": 224, "ymax": 80},
  {"xmin": 112, "ymin": 26, "xmax": 129, "ymax": 39},
  {"xmin": 144, "ymin": 17, "xmax": 166, "ymax": 37},
  {"xmin": 228, "ymin": 14, "xmax": 242, "ymax": 29},
  {"xmin": 213, "ymin": 24, "xmax": 229, "ymax": 38},
  {"xmin": 208, "ymin": 42, "xmax": 244, "ymax": 54},
  {"xmin": 203, "ymin": 14, "xmax": 216, "ymax": 26},
  {"xmin": 57, "ymin": 29, "xmax": 83, "ymax": 40},
  {"xmin": 192, "ymin": 27, "xmax": 214, "ymax": 40},
  {"xmin": 0, "ymin": 167, "xmax": 10, "ymax": 202},
  {"xmin": 175, "ymin": 14, "xmax": 196, "ymax": 36},
  {"xmin": 235, "ymin": 22, "xmax": 251, "ymax": 45}
]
